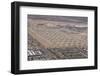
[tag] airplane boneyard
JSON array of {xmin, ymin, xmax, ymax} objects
[{"xmin": 28, "ymin": 18, "xmax": 88, "ymax": 60}]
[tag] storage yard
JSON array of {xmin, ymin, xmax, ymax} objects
[{"xmin": 27, "ymin": 15, "xmax": 88, "ymax": 61}]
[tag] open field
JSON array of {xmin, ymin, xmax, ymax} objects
[{"xmin": 27, "ymin": 15, "xmax": 88, "ymax": 60}]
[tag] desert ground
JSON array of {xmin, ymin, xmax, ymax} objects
[{"xmin": 27, "ymin": 15, "xmax": 88, "ymax": 61}]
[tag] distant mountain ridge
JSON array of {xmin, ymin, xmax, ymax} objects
[{"xmin": 28, "ymin": 15, "xmax": 88, "ymax": 24}]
